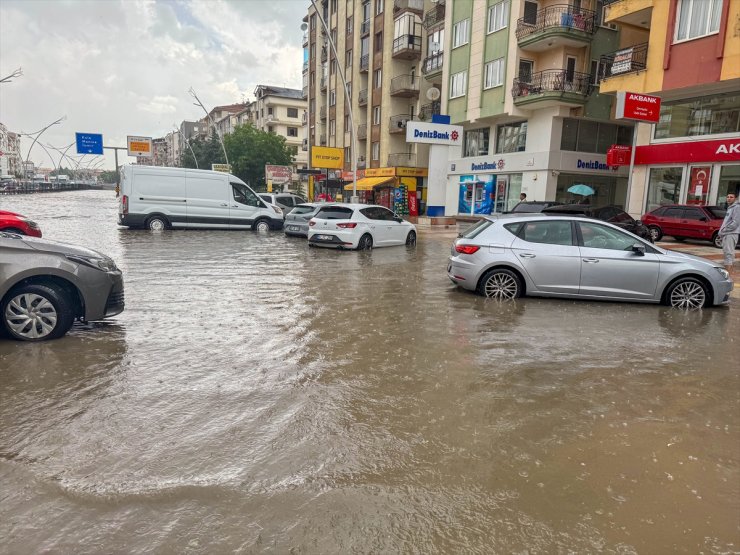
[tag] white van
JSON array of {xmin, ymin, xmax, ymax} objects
[{"xmin": 117, "ymin": 165, "xmax": 284, "ymax": 231}]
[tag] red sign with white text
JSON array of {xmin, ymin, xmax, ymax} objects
[
  {"xmin": 408, "ymin": 192, "xmax": 418, "ymax": 216},
  {"xmin": 634, "ymin": 138, "xmax": 740, "ymax": 165},
  {"xmin": 616, "ymin": 91, "xmax": 661, "ymax": 123},
  {"xmin": 606, "ymin": 144, "xmax": 632, "ymax": 166}
]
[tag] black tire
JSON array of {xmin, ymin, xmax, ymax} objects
[
  {"xmin": 1, "ymin": 283, "xmax": 75, "ymax": 341},
  {"xmin": 1, "ymin": 228, "xmax": 25, "ymax": 235},
  {"xmin": 663, "ymin": 277, "xmax": 709, "ymax": 309},
  {"xmin": 712, "ymin": 232, "xmax": 722, "ymax": 249},
  {"xmin": 146, "ymin": 215, "xmax": 168, "ymax": 231},
  {"xmin": 253, "ymin": 219, "xmax": 271, "ymax": 232},
  {"xmin": 357, "ymin": 234, "xmax": 373, "ymax": 250},
  {"xmin": 477, "ymin": 268, "xmax": 523, "ymax": 300},
  {"xmin": 405, "ymin": 231, "xmax": 416, "ymax": 246},
  {"xmin": 648, "ymin": 226, "xmax": 663, "ymax": 242}
]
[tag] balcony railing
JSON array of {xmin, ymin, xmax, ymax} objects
[
  {"xmin": 358, "ymin": 89, "xmax": 368, "ymax": 106},
  {"xmin": 320, "ymin": 75, "xmax": 328, "ymax": 90},
  {"xmin": 360, "ymin": 54, "xmax": 369, "ymax": 72},
  {"xmin": 418, "ymin": 101, "xmax": 441, "ymax": 121},
  {"xmin": 392, "ymin": 34, "xmax": 422, "ymax": 59},
  {"xmin": 390, "ymin": 74, "xmax": 420, "ymax": 97},
  {"xmin": 512, "ymin": 69, "xmax": 592, "ymax": 98},
  {"xmin": 361, "ymin": 19, "xmax": 371, "ymax": 35},
  {"xmin": 599, "ymin": 42, "xmax": 648, "ymax": 79},
  {"xmin": 357, "ymin": 124, "xmax": 368, "ymax": 140},
  {"xmin": 321, "ymin": 46, "xmax": 328, "ymax": 62},
  {"xmin": 319, "ymin": 106, "xmax": 327, "ymax": 120},
  {"xmin": 389, "ymin": 114, "xmax": 411, "ymax": 133},
  {"xmin": 423, "ymin": 4, "xmax": 445, "ymax": 29},
  {"xmin": 302, "ymin": 86, "xmax": 308, "ymax": 99},
  {"xmin": 388, "ymin": 152, "xmax": 416, "ymax": 167},
  {"xmin": 393, "ymin": 0, "xmax": 424, "ymax": 14},
  {"xmin": 302, "ymin": 61, "xmax": 309, "ymax": 73},
  {"xmin": 422, "ymin": 52, "xmax": 444, "ymax": 75},
  {"xmin": 516, "ymin": 5, "xmax": 596, "ymax": 41}
]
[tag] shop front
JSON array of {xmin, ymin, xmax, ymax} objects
[{"xmin": 344, "ymin": 167, "xmax": 427, "ymax": 216}]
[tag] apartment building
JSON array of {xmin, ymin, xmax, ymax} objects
[
  {"xmin": 0, "ymin": 123, "xmax": 22, "ymax": 177},
  {"xmin": 599, "ymin": 0, "xmax": 740, "ymax": 215}
]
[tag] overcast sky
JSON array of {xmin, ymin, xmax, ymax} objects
[{"xmin": 0, "ymin": 0, "xmax": 308, "ymax": 170}]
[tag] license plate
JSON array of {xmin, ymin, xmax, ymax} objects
[
  {"xmin": 288, "ymin": 226, "xmax": 300, "ymax": 231},
  {"xmin": 316, "ymin": 234, "xmax": 333, "ymax": 240}
]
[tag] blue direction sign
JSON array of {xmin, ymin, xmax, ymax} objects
[{"xmin": 75, "ymin": 132, "xmax": 104, "ymax": 155}]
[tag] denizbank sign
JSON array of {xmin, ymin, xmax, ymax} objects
[{"xmin": 406, "ymin": 121, "xmax": 463, "ymax": 146}]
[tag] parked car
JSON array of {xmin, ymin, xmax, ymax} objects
[
  {"xmin": 542, "ymin": 204, "xmax": 653, "ymax": 242},
  {"xmin": 641, "ymin": 205, "xmax": 726, "ymax": 248},
  {"xmin": 447, "ymin": 214, "xmax": 732, "ymax": 309},
  {"xmin": 507, "ymin": 201, "xmax": 563, "ymax": 213},
  {"xmin": 0, "ymin": 210, "xmax": 42, "ymax": 237},
  {"xmin": 284, "ymin": 203, "xmax": 321, "ymax": 237},
  {"xmin": 0, "ymin": 232, "xmax": 124, "ymax": 341},
  {"xmin": 308, "ymin": 204, "xmax": 417, "ymax": 250},
  {"xmin": 259, "ymin": 193, "xmax": 307, "ymax": 216}
]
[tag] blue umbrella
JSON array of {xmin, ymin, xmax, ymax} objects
[{"xmin": 568, "ymin": 184, "xmax": 595, "ymax": 196}]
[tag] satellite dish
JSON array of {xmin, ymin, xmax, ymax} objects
[
  {"xmin": 426, "ymin": 87, "xmax": 441, "ymax": 101},
  {"xmin": 300, "ymin": 22, "xmax": 308, "ymax": 31}
]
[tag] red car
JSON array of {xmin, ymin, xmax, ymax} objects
[
  {"xmin": 0, "ymin": 210, "xmax": 42, "ymax": 237},
  {"xmin": 641, "ymin": 205, "xmax": 725, "ymax": 248}
]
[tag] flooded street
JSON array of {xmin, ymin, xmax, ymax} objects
[{"xmin": 1, "ymin": 191, "xmax": 738, "ymax": 553}]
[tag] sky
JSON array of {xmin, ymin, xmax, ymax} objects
[{"xmin": 0, "ymin": 0, "xmax": 308, "ymax": 170}]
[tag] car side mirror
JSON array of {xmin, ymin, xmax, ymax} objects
[
  {"xmin": 631, "ymin": 243, "xmax": 646, "ymax": 256},
  {"xmin": 394, "ymin": 216, "xmax": 403, "ymax": 223},
  {"xmin": 700, "ymin": 216, "xmax": 708, "ymax": 222}
]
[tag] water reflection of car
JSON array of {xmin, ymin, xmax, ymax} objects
[
  {"xmin": 542, "ymin": 204, "xmax": 653, "ymax": 242},
  {"xmin": 308, "ymin": 203, "xmax": 417, "ymax": 250},
  {"xmin": 640, "ymin": 205, "xmax": 726, "ymax": 248},
  {"xmin": 447, "ymin": 214, "xmax": 732, "ymax": 309},
  {"xmin": 506, "ymin": 201, "xmax": 563, "ymax": 213},
  {"xmin": 284, "ymin": 203, "xmax": 320, "ymax": 238},
  {"xmin": 0, "ymin": 210, "xmax": 42, "ymax": 237},
  {"xmin": 0, "ymin": 232, "xmax": 124, "ymax": 341}
]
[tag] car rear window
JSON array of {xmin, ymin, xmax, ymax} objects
[
  {"xmin": 460, "ymin": 219, "xmax": 493, "ymax": 238},
  {"xmin": 316, "ymin": 206, "xmax": 354, "ymax": 219},
  {"xmin": 259, "ymin": 194, "xmax": 273, "ymax": 203},
  {"xmin": 291, "ymin": 205, "xmax": 316, "ymax": 215}
]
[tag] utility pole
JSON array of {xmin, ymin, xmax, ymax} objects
[{"xmin": 189, "ymin": 87, "xmax": 229, "ymax": 167}]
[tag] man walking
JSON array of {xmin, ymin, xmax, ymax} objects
[{"xmin": 719, "ymin": 192, "xmax": 739, "ymax": 276}]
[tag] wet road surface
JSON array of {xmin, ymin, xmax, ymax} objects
[{"xmin": 1, "ymin": 191, "xmax": 738, "ymax": 553}]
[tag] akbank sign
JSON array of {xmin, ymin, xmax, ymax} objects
[{"xmin": 406, "ymin": 121, "xmax": 464, "ymax": 146}]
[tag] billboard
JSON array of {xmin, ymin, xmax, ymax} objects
[
  {"xmin": 265, "ymin": 165, "xmax": 292, "ymax": 184},
  {"xmin": 127, "ymin": 136, "xmax": 153, "ymax": 157},
  {"xmin": 311, "ymin": 146, "xmax": 344, "ymax": 169}
]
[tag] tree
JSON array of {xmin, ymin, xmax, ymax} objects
[
  {"xmin": 99, "ymin": 170, "xmax": 119, "ymax": 184},
  {"xmin": 224, "ymin": 124, "xmax": 296, "ymax": 190},
  {"xmin": 180, "ymin": 129, "xmax": 225, "ymax": 170}
]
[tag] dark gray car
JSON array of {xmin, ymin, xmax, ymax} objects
[
  {"xmin": 0, "ymin": 231, "xmax": 124, "ymax": 341},
  {"xmin": 284, "ymin": 203, "xmax": 321, "ymax": 237}
]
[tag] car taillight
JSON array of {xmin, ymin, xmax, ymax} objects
[
  {"xmin": 309, "ymin": 220, "xmax": 316, "ymax": 226},
  {"xmin": 455, "ymin": 244, "xmax": 480, "ymax": 255},
  {"xmin": 122, "ymin": 195, "xmax": 129, "ymax": 215},
  {"xmin": 336, "ymin": 222, "xmax": 357, "ymax": 228}
]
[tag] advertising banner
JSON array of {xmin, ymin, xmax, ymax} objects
[
  {"xmin": 265, "ymin": 164, "xmax": 292, "ymax": 184},
  {"xmin": 311, "ymin": 146, "xmax": 344, "ymax": 169},
  {"xmin": 458, "ymin": 175, "xmax": 494, "ymax": 215}
]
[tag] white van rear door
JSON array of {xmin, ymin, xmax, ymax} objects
[{"xmin": 186, "ymin": 173, "xmax": 230, "ymax": 228}]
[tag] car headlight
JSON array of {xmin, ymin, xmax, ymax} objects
[
  {"xmin": 21, "ymin": 218, "xmax": 39, "ymax": 229},
  {"xmin": 715, "ymin": 267, "xmax": 730, "ymax": 280},
  {"xmin": 67, "ymin": 254, "xmax": 118, "ymax": 272},
  {"xmin": 272, "ymin": 205, "xmax": 282, "ymax": 215}
]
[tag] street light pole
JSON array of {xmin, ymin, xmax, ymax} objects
[
  {"xmin": 310, "ymin": 0, "xmax": 358, "ymax": 202},
  {"xmin": 176, "ymin": 125, "xmax": 199, "ymax": 169},
  {"xmin": 22, "ymin": 116, "xmax": 66, "ymax": 178},
  {"xmin": 189, "ymin": 87, "xmax": 229, "ymax": 168}
]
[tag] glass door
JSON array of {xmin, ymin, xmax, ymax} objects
[{"xmin": 686, "ymin": 166, "xmax": 711, "ymax": 205}]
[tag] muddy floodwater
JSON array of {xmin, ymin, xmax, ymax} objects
[{"xmin": 1, "ymin": 191, "xmax": 738, "ymax": 554}]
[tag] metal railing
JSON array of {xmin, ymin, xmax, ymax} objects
[
  {"xmin": 390, "ymin": 74, "xmax": 419, "ymax": 95},
  {"xmin": 302, "ymin": 86, "xmax": 308, "ymax": 99},
  {"xmin": 422, "ymin": 52, "xmax": 444, "ymax": 75},
  {"xmin": 423, "ymin": 4, "xmax": 445, "ymax": 29},
  {"xmin": 511, "ymin": 69, "xmax": 592, "ymax": 98},
  {"xmin": 599, "ymin": 42, "xmax": 648, "ymax": 79},
  {"xmin": 516, "ymin": 4, "xmax": 596, "ymax": 40},
  {"xmin": 357, "ymin": 124, "xmax": 368, "ymax": 140},
  {"xmin": 388, "ymin": 152, "xmax": 416, "ymax": 167},
  {"xmin": 360, "ymin": 54, "xmax": 369, "ymax": 72},
  {"xmin": 319, "ymin": 106, "xmax": 327, "ymax": 120},
  {"xmin": 418, "ymin": 101, "xmax": 441, "ymax": 121},
  {"xmin": 392, "ymin": 34, "xmax": 422, "ymax": 57},
  {"xmin": 320, "ymin": 75, "xmax": 328, "ymax": 90},
  {"xmin": 321, "ymin": 46, "xmax": 328, "ymax": 62},
  {"xmin": 361, "ymin": 19, "xmax": 371, "ymax": 35},
  {"xmin": 302, "ymin": 61, "xmax": 309, "ymax": 73},
  {"xmin": 389, "ymin": 114, "xmax": 411, "ymax": 133},
  {"xmin": 358, "ymin": 89, "xmax": 368, "ymax": 106}
]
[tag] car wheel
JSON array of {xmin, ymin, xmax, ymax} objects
[
  {"xmin": 357, "ymin": 234, "xmax": 373, "ymax": 250},
  {"xmin": 1, "ymin": 284, "xmax": 75, "ymax": 341},
  {"xmin": 253, "ymin": 219, "xmax": 271, "ymax": 232},
  {"xmin": 648, "ymin": 226, "xmax": 663, "ymax": 242},
  {"xmin": 664, "ymin": 277, "xmax": 708, "ymax": 309},
  {"xmin": 477, "ymin": 269, "xmax": 522, "ymax": 300},
  {"xmin": 1, "ymin": 228, "xmax": 25, "ymax": 235},
  {"xmin": 712, "ymin": 232, "xmax": 722, "ymax": 249},
  {"xmin": 146, "ymin": 216, "xmax": 168, "ymax": 231},
  {"xmin": 405, "ymin": 231, "xmax": 416, "ymax": 246}
]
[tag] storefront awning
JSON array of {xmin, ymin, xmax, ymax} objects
[{"xmin": 344, "ymin": 176, "xmax": 395, "ymax": 191}]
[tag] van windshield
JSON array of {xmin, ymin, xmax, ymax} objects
[{"xmin": 232, "ymin": 183, "xmax": 262, "ymax": 207}]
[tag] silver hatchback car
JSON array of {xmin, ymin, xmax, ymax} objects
[
  {"xmin": 448, "ymin": 214, "xmax": 733, "ymax": 309},
  {"xmin": 284, "ymin": 203, "xmax": 321, "ymax": 237}
]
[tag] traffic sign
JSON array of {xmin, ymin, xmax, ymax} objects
[
  {"xmin": 615, "ymin": 91, "xmax": 661, "ymax": 123},
  {"xmin": 75, "ymin": 133, "xmax": 104, "ymax": 155},
  {"xmin": 127, "ymin": 136, "xmax": 153, "ymax": 157}
]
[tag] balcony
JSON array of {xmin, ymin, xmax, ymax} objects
[
  {"xmin": 512, "ymin": 69, "xmax": 591, "ymax": 108},
  {"xmin": 357, "ymin": 157, "xmax": 367, "ymax": 169},
  {"xmin": 302, "ymin": 112, "xmax": 308, "ymax": 125},
  {"xmin": 361, "ymin": 19, "xmax": 371, "ymax": 36},
  {"xmin": 393, "ymin": 0, "xmax": 423, "ymax": 15},
  {"xmin": 357, "ymin": 124, "xmax": 368, "ymax": 140},
  {"xmin": 418, "ymin": 101, "xmax": 441, "ymax": 121},
  {"xmin": 360, "ymin": 54, "xmax": 369, "ymax": 73},
  {"xmin": 390, "ymin": 74, "xmax": 419, "ymax": 97},
  {"xmin": 321, "ymin": 46, "xmax": 328, "ymax": 63},
  {"xmin": 600, "ymin": 42, "xmax": 648, "ymax": 79},
  {"xmin": 605, "ymin": 0, "xmax": 653, "ymax": 29},
  {"xmin": 302, "ymin": 86, "xmax": 308, "ymax": 99},
  {"xmin": 320, "ymin": 106, "xmax": 327, "ymax": 120},
  {"xmin": 392, "ymin": 34, "xmax": 422, "ymax": 60},
  {"xmin": 358, "ymin": 89, "xmax": 368, "ymax": 106},
  {"xmin": 422, "ymin": 52, "xmax": 443, "ymax": 78},
  {"xmin": 388, "ymin": 152, "xmax": 416, "ymax": 167},
  {"xmin": 303, "ymin": 60, "xmax": 309, "ymax": 73},
  {"xmin": 423, "ymin": 4, "xmax": 445, "ymax": 29},
  {"xmin": 389, "ymin": 114, "xmax": 411, "ymax": 133},
  {"xmin": 320, "ymin": 75, "xmax": 328, "ymax": 91},
  {"xmin": 319, "ymin": 134, "xmax": 327, "ymax": 146},
  {"xmin": 516, "ymin": 5, "xmax": 596, "ymax": 52},
  {"xmin": 302, "ymin": 32, "xmax": 308, "ymax": 47}
]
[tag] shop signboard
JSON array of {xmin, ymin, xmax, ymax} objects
[
  {"xmin": 127, "ymin": 136, "xmax": 153, "ymax": 157},
  {"xmin": 212, "ymin": 164, "xmax": 232, "ymax": 173},
  {"xmin": 635, "ymin": 137, "xmax": 740, "ymax": 164},
  {"xmin": 310, "ymin": 146, "xmax": 344, "ymax": 169},
  {"xmin": 606, "ymin": 144, "xmax": 632, "ymax": 166},
  {"xmin": 265, "ymin": 165, "xmax": 292, "ymax": 185},
  {"xmin": 406, "ymin": 121, "xmax": 463, "ymax": 146},
  {"xmin": 615, "ymin": 91, "xmax": 661, "ymax": 123}
]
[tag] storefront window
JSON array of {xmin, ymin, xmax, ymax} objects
[
  {"xmin": 645, "ymin": 167, "xmax": 683, "ymax": 212},
  {"xmin": 561, "ymin": 118, "xmax": 633, "ymax": 154},
  {"xmin": 717, "ymin": 165, "xmax": 740, "ymax": 208},
  {"xmin": 555, "ymin": 173, "xmax": 628, "ymax": 207},
  {"xmin": 496, "ymin": 122, "xmax": 527, "ymax": 153},
  {"xmin": 686, "ymin": 166, "xmax": 711, "ymax": 204},
  {"xmin": 655, "ymin": 93, "xmax": 740, "ymax": 139},
  {"xmin": 463, "ymin": 128, "xmax": 489, "ymax": 157}
]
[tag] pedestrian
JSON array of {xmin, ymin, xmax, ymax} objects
[
  {"xmin": 719, "ymin": 191, "xmax": 739, "ymax": 275},
  {"xmin": 520, "ymin": 193, "xmax": 527, "ymax": 201}
]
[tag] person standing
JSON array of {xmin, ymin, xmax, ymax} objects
[
  {"xmin": 519, "ymin": 193, "xmax": 527, "ymax": 201},
  {"xmin": 719, "ymin": 192, "xmax": 739, "ymax": 275}
]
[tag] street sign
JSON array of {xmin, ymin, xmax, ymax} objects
[
  {"xmin": 75, "ymin": 133, "xmax": 104, "ymax": 155},
  {"xmin": 127, "ymin": 135, "xmax": 153, "ymax": 157},
  {"xmin": 212, "ymin": 163, "xmax": 232, "ymax": 173},
  {"xmin": 615, "ymin": 91, "xmax": 661, "ymax": 123},
  {"xmin": 297, "ymin": 168, "xmax": 323, "ymax": 175}
]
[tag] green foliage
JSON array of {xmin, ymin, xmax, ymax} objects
[
  {"xmin": 99, "ymin": 170, "xmax": 119, "ymax": 183},
  {"xmin": 180, "ymin": 129, "xmax": 225, "ymax": 170}
]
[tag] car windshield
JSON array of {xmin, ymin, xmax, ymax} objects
[
  {"xmin": 316, "ymin": 206, "xmax": 354, "ymax": 219},
  {"xmin": 460, "ymin": 219, "xmax": 493, "ymax": 239},
  {"xmin": 291, "ymin": 205, "xmax": 316, "ymax": 215},
  {"xmin": 706, "ymin": 207, "xmax": 726, "ymax": 218}
]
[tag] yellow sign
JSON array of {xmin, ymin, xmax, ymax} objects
[
  {"xmin": 396, "ymin": 167, "xmax": 428, "ymax": 177},
  {"xmin": 311, "ymin": 146, "xmax": 344, "ymax": 169},
  {"xmin": 127, "ymin": 135, "xmax": 153, "ymax": 157},
  {"xmin": 364, "ymin": 167, "xmax": 396, "ymax": 177},
  {"xmin": 211, "ymin": 163, "xmax": 232, "ymax": 173}
]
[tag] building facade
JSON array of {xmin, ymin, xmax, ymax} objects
[
  {"xmin": 0, "ymin": 123, "xmax": 22, "ymax": 178},
  {"xmin": 250, "ymin": 85, "xmax": 308, "ymax": 172}
]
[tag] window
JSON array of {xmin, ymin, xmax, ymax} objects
[
  {"xmin": 371, "ymin": 141, "xmax": 380, "ymax": 160},
  {"xmin": 376, "ymin": 0, "xmax": 384, "ymax": 15},
  {"xmin": 452, "ymin": 18, "xmax": 470, "ymax": 48},
  {"xmin": 330, "ymin": 90, "xmax": 336, "ymax": 105},
  {"xmin": 345, "ymin": 146, "xmax": 351, "ymax": 161},
  {"xmin": 345, "ymin": 114, "xmax": 350, "ymax": 131},
  {"xmin": 449, "ymin": 71, "xmax": 467, "ymax": 99},
  {"xmin": 346, "ymin": 49, "xmax": 353, "ymax": 67},
  {"xmin": 578, "ymin": 222, "xmax": 636, "ymax": 251},
  {"xmin": 560, "ymin": 118, "xmax": 633, "ymax": 153},
  {"xmin": 317, "ymin": 206, "xmax": 354, "ymax": 219},
  {"xmin": 267, "ymin": 107, "xmax": 273, "ymax": 116},
  {"xmin": 287, "ymin": 107, "xmax": 298, "ymax": 118},
  {"xmin": 346, "ymin": 81, "xmax": 352, "ymax": 99},
  {"xmin": 519, "ymin": 59, "xmax": 534, "ymax": 82},
  {"xmin": 655, "ymin": 93, "xmax": 740, "ymax": 139},
  {"xmin": 373, "ymin": 106, "xmax": 381, "ymax": 125},
  {"xmin": 232, "ymin": 183, "xmax": 261, "ymax": 207},
  {"xmin": 267, "ymin": 126, "xmax": 273, "ymax": 133},
  {"xmin": 375, "ymin": 31, "xmax": 383, "ymax": 52},
  {"xmin": 675, "ymin": 0, "xmax": 722, "ymax": 42},
  {"xmin": 484, "ymin": 58, "xmax": 504, "ymax": 89},
  {"xmin": 287, "ymin": 127, "xmax": 298, "ymax": 137},
  {"xmin": 519, "ymin": 221, "xmax": 574, "ymax": 246},
  {"xmin": 347, "ymin": 15, "xmax": 353, "ymax": 34},
  {"xmin": 496, "ymin": 122, "xmax": 527, "ymax": 153},
  {"xmin": 487, "ymin": 1, "xmax": 509, "ymax": 33},
  {"xmin": 373, "ymin": 68, "xmax": 382, "ymax": 88},
  {"xmin": 330, "ymin": 119, "xmax": 336, "ymax": 137},
  {"xmin": 463, "ymin": 129, "xmax": 489, "ymax": 157}
]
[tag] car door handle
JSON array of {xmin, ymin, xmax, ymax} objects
[
  {"xmin": 583, "ymin": 258, "xmax": 600, "ymax": 263},
  {"xmin": 231, "ymin": 205, "xmax": 238, "ymax": 208},
  {"xmin": 519, "ymin": 253, "xmax": 536, "ymax": 258},
  {"xmin": 220, "ymin": 203, "xmax": 228, "ymax": 206}
]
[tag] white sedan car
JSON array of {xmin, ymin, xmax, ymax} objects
[{"xmin": 308, "ymin": 203, "xmax": 417, "ymax": 250}]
